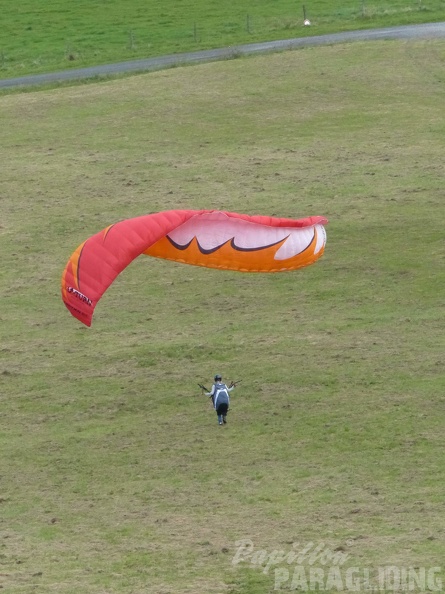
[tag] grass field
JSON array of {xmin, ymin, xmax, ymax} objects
[
  {"xmin": 1, "ymin": 17, "xmax": 445, "ymax": 594},
  {"xmin": 1, "ymin": 0, "xmax": 445, "ymax": 77}
]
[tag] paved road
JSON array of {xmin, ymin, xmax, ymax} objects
[{"xmin": 1, "ymin": 22, "xmax": 444, "ymax": 89}]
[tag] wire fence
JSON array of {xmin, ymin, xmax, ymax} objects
[{"xmin": 1, "ymin": 0, "xmax": 444, "ymax": 74}]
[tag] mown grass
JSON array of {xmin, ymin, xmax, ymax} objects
[
  {"xmin": 1, "ymin": 0, "xmax": 444, "ymax": 77},
  {"xmin": 1, "ymin": 36, "xmax": 445, "ymax": 594}
]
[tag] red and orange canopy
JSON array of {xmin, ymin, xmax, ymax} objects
[{"xmin": 61, "ymin": 209, "xmax": 328, "ymax": 327}]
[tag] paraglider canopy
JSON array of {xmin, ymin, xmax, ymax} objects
[{"xmin": 61, "ymin": 209, "xmax": 328, "ymax": 327}]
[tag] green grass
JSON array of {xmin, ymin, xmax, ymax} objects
[
  {"xmin": 0, "ymin": 0, "xmax": 444, "ymax": 77},
  {"xmin": 1, "ymin": 31, "xmax": 445, "ymax": 594}
]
